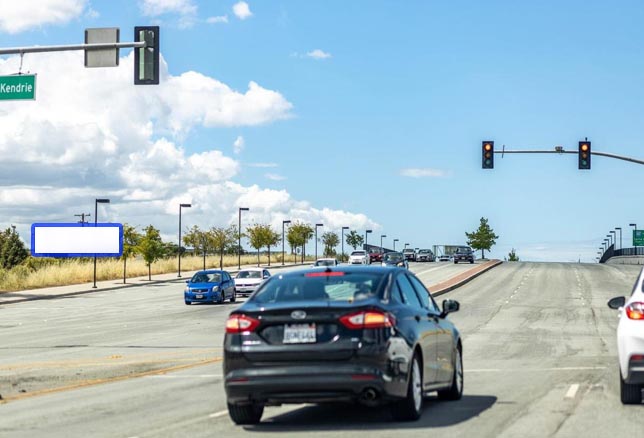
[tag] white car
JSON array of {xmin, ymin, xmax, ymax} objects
[
  {"xmin": 313, "ymin": 258, "xmax": 339, "ymax": 267},
  {"xmin": 234, "ymin": 268, "xmax": 270, "ymax": 296},
  {"xmin": 348, "ymin": 250, "xmax": 369, "ymax": 265},
  {"xmin": 608, "ymin": 267, "xmax": 644, "ymax": 404}
]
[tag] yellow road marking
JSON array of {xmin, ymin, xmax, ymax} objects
[{"xmin": 0, "ymin": 357, "xmax": 223, "ymax": 404}]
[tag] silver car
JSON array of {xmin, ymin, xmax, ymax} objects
[{"xmin": 348, "ymin": 250, "xmax": 369, "ymax": 264}]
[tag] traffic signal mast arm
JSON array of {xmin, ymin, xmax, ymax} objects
[
  {"xmin": 488, "ymin": 148, "xmax": 644, "ymax": 166},
  {"xmin": 0, "ymin": 41, "xmax": 145, "ymax": 56}
]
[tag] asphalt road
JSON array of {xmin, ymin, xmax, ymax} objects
[{"xmin": 0, "ymin": 261, "xmax": 642, "ymax": 437}]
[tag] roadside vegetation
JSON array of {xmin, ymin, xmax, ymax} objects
[{"xmin": 465, "ymin": 217, "xmax": 499, "ymax": 259}]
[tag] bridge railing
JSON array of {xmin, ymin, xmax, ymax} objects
[{"xmin": 600, "ymin": 245, "xmax": 644, "ymax": 263}]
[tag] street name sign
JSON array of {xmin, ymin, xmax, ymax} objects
[
  {"xmin": 0, "ymin": 74, "xmax": 36, "ymax": 100},
  {"xmin": 634, "ymin": 230, "xmax": 644, "ymax": 247}
]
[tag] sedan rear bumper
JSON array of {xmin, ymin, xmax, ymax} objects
[{"xmin": 225, "ymin": 364, "xmax": 406, "ymax": 405}]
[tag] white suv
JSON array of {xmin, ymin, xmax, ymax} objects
[
  {"xmin": 348, "ymin": 250, "xmax": 369, "ymax": 265},
  {"xmin": 607, "ymin": 266, "xmax": 644, "ymax": 404}
]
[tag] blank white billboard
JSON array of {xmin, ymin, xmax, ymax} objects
[{"xmin": 31, "ymin": 223, "xmax": 123, "ymax": 257}]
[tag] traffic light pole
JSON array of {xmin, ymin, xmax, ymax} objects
[{"xmin": 491, "ymin": 148, "xmax": 644, "ymax": 166}]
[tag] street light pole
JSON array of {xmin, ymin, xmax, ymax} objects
[
  {"xmin": 393, "ymin": 238, "xmax": 399, "ymax": 251},
  {"xmin": 365, "ymin": 229, "xmax": 372, "ymax": 251},
  {"xmin": 315, "ymin": 223, "xmax": 324, "ymax": 260},
  {"xmin": 178, "ymin": 203, "xmax": 191, "ymax": 277},
  {"xmin": 616, "ymin": 227, "xmax": 622, "ymax": 251},
  {"xmin": 380, "ymin": 234, "xmax": 386, "ymax": 253},
  {"xmin": 341, "ymin": 226, "xmax": 349, "ymax": 262},
  {"xmin": 610, "ymin": 231, "xmax": 616, "ymax": 248},
  {"xmin": 404, "ymin": 243, "xmax": 409, "ymax": 249},
  {"xmin": 93, "ymin": 198, "xmax": 110, "ymax": 288},
  {"xmin": 282, "ymin": 220, "xmax": 291, "ymax": 265},
  {"xmin": 238, "ymin": 207, "xmax": 249, "ymax": 269}
]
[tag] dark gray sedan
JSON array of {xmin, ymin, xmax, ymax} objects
[{"xmin": 223, "ymin": 266, "xmax": 463, "ymax": 424}]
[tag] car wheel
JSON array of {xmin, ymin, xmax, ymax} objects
[
  {"xmin": 620, "ymin": 371, "xmax": 642, "ymax": 404},
  {"xmin": 217, "ymin": 293, "xmax": 225, "ymax": 304},
  {"xmin": 437, "ymin": 346, "xmax": 463, "ymax": 401},
  {"xmin": 454, "ymin": 260, "xmax": 458, "ymax": 264},
  {"xmin": 230, "ymin": 289, "xmax": 237, "ymax": 303},
  {"xmin": 227, "ymin": 402, "xmax": 264, "ymax": 425},
  {"xmin": 391, "ymin": 353, "xmax": 423, "ymax": 421},
  {"xmin": 470, "ymin": 260, "xmax": 474, "ymax": 264},
  {"xmin": 184, "ymin": 300, "xmax": 191, "ymax": 305}
]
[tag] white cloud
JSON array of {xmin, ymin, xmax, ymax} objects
[
  {"xmin": 265, "ymin": 173, "xmax": 286, "ymax": 181},
  {"xmin": 306, "ymin": 49, "xmax": 332, "ymax": 60},
  {"xmin": 400, "ymin": 168, "xmax": 449, "ymax": 178},
  {"xmin": 232, "ymin": 1, "xmax": 253, "ymax": 20},
  {"xmin": 139, "ymin": 0, "xmax": 197, "ymax": 28},
  {"xmin": 207, "ymin": 15, "xmax": 228, "ymax": 24},
  {"xmin": 233, "ymin": 136, "xmax": 245, "ymax": 154},
  {"xmin": 0, "ymin": 51, "xmax": 377, "ymax": 247},
  {"xmin": 0, "ymin": 0, "xmax": 87, "ymax": 34}
]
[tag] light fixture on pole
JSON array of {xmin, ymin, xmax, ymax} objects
[
  {"xmin": 238, "ymin": 207, "xmax": 249, "ymax": 269},
  {"xmin": 404, "ymin": 242, "xmax": 410, "ymax": 249},
  {"xmin": 315, "ymin": 223, "xmax": 324, "ymax": 260},
  {"xmin": 380, "ymin": 234, "xmax": 387, "ymax": 253},
  {"xmin": 393, "ymin": 238, "xmax": 399, "ymax": 251},
  {"xmin": 93, "ymin": 198, "xmax": 110, "ymax": 288},
  {"xmin": 341, "ymin": 226, "xmax": 349, "ymax": 262},
  {"xmin": 365, "ymin": 229, "xmax": 372, "ymax": 251},
  {"xmin": 177, "ymin": 203, "xmax": 191, "ymax": 277},
  {"xmin": 282, "ymin": 220, "xmax": 291, "ymax": 265}
]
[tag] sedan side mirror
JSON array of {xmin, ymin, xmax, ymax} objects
[
  {"xmin": 185, "ymin": 280, "xmax": 190, "ymax": 284},
  {"xmin": 441, "ymin": 299, "xmax": 460, "ymax": 317},
  {"xmin": 607, "ymin": 296, "xmax": 626, "ymax": 309}
]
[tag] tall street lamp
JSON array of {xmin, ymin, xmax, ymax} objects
[
  {"xmin": 610, "ymin": 231, "xmax": 616, "ymax": 248},
  {"xmin": 616, "ymin": 227, "xmax": 622, "ymax": 251},
  {"xmin": 606, "ymin": 234, "xmax": 613, "ymax": 247},
  {"xmin": 282, "ymin": 220, "xmax": 291, "ymax": 265},
  {"xmin": 404, "ymin": 243, "xmax": 410, "ymax": 249},
  {"xmin": 341, "ymin": 226, "xmax": 349, "ymax": 262},
  {"xmin": 630, "ymin": 223, "xmax": 637, "ymax": 248},
  {"xmin": 365, "ymin": 229, "xmax": 372, "ymax": 251},
  {"xmin": 393, "ymin": 238, "xmax": 399, "ymax": 251},
  {"xmin": 177, "ymin": 203, "xmax": 191, "ymax": 277},
  {"xmin": 315, "ymin": 223, "xmax": 324, "ymax": 260},
  {"xmin": 93, "ymin": 198, "xmax": 110, "ymax": 288},
  {"xmin": 238, "ymin": 207, "xmax": 249, "ymax": 269},
  {"xmin": 380, "ymin": 234, "xmax": 387, "ymax": 253}
]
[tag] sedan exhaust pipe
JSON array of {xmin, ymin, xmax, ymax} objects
[{"xmin": 359, "ymin": 388, "xmax": 380, "ymax": 406}]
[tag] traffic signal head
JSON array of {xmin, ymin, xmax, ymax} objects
[
  {"xmin": 578, "ymin": 141, "xmax": 591, "ymax": 169},
  {"xmin": 482, "ymin": 141, "xmax": 494, "ymax": 169},
  {"xmin": 134, "ymin": 26, "xmax": 160, "ymax": 85}
]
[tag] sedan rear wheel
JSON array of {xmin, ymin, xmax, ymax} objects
[
  {"xmin": 227, "ymin": 402, "xmax": 264, "ymax": 425},
  {"xmin": 230, "ymin": 289, "xmax": 237, "ymax": 303},
  {"xmin": 620, "ymin": 371, "xmax": 642, "ymax": 404},
  {"xmin": 391, "ymin": 354, "xmax": 423, "ymax": 421},
  {"xmin": 437, "ymin": 347, "xmax": 463, "ymax": 401}
]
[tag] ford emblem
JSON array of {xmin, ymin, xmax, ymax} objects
[{"xmin": 291, "ymin": 310, "xmax": 307, "ymax": 320}]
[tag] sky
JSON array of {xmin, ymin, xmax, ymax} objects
[{"xmin": 1, "ymin": 0, "xmax": 644, "ymax": 263}]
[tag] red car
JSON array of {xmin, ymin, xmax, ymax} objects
[{"xmin": 369, "ymin": 250, "xmax": 383, "ymax": 264}]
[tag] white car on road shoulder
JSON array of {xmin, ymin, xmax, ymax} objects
[
  {"xmin": 608, "ymin": 266, "xmax": 644, "ymax": 404},
  {"xmin": 348, "ymin": 250, "xmax": 369, "ymax": 265}
]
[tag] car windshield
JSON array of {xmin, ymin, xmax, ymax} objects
[
  {"xmin": 456, "ymin": 248, "xmax": 471, "ymax": 253},
  {"xmin": 190, "ymin": 273, "xmax": 221, "ymax": 283},
  {"xmin": 236, "ymin": 270, "xmax": 262, "ymax": 279},
  {"xmin": 351, "ymin": 251, "xmax": 365, "ymax": 256},
  {"xmin": 315, "ymin": 260, "xmax": 335, "ymax": 266},
  {"xmin": 419, "ymin": 250, "xmax": 429, "ymax": 254},
  {"xmin": 252, "ymin": 272, "xmax": 386, "ymax": 303},
  {"xmin": 384, "ymin": 253, "xmax": 404, "ymax": 262}
]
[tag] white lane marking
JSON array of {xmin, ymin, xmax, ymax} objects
[
  {"xmin": 209, "ymin": 410, "xmax": 229, "ymax": 419},
  {"xmin": 565, "ymin": 383, "xmax": 580, "ymax": 399},
  {"xmin": 144, "ymin": 374, "xmax": 222, "ymax": 379},
  {"xmin": 468, "ymin": 367, "xmax": 606, "ymax": 372}
]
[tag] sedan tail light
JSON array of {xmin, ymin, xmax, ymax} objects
[
  {"xmin": 339, "ymin": 310, "xmax": 395, "ymax": 329},
  {"xmin": 225, "ymin": 314, "xmax": 260, "ymax": 333},
  {"xmin": 625, "ymin": 302, "xmax": 644, "ymax": 320}
]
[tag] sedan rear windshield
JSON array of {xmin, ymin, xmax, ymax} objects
[
  {"xmin": 237, "ymin": 270, "xmax": 262, "ymax": 279},
  {"xmin": 252, "ymin": 272, "xmax": 387, "ymax": 303}
]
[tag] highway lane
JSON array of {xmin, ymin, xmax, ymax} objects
[{"xmin": 1, "ymin": 262, "xmax": 642, "ymax": 437}]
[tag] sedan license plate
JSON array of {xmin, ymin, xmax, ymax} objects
[
  {"xmin": 283, "ymin": 324, "xmax": 316, "ymax": 344},
  {"xmin": 195, "ymin": 294, "xmax": 203, "ymax": 299}
]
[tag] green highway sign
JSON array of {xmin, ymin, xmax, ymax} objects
[
  {"xmin": 0, "ymin": 74, "xmax": 36, "ymax": 100},
  {"xmin": 634, "ymin": 230, "xmax": 644, "ymax": 247}
]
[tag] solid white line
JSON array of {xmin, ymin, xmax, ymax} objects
[
  {"xmin": 468, "ymin": 367, "xmax": 606, "ymax": 372},
  {"xmin": 565, "ymin": 383, "xmax": 580, "ymax": 399},
  {"xmin": 209, "ymin": 410, "xmax": 229, "ymax": 418},
  {"xmin": 144, "ymin": 374, "xmax": 223, "ymax": 379}
]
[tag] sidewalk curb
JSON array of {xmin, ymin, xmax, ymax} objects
[
  {"xmin": 0, "ymin": 264, "xmax": 301, "ymax": 305},
  {"xmin": 430, "ymin": 260, "xmax": 503, "ymax": 297}
]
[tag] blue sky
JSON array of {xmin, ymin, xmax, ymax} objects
[{"xmin": 1, "ymin": 0, "xmax": 644, "ymax": 262}]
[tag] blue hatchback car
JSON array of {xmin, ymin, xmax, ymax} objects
[{"xmin": 184, "ymin": 270, "xmax": 236, "ymax": 305}]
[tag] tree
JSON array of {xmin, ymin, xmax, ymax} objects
[
  {"xmin": 265, "ymin": 228, "xmax": 281, "ymax": 267},
  {"xmin": 287, "ymin": 222, "xmax": 314, "ymax": 264},
  {"xmin": 183, "ymin": 225, "xmax": 214, "ymax": 270},
  {"xmin": 121, "ymin": 224, "xmax": 142, "ymax": 284},
  {"xmin": 138, "ymin": 225, "xmax": 165, "ymax": 280},
  {"xmin": 210, "ymin": 225, "xmax": 238, "ymax": 269},
  {"xmin": 0, "ymin": 226, "xmax": 28, "ymax": 270},
  {"xmin": 321, "ymin": 231, "xmax": 339, "ymax": 257},
  {"xmin": 465, "ymin": 217, "xmax": 499, "ymax": 259},
  {"xmin": 345, "ymin": 230, "xmax": 364, "ymax": 251},
  {"xmin": 508, "ymin": 248, "xmax": 520, "ymax": 262},
  {"xmin": 247, "ymin": 223, "xmax": 272, "ymax": 267}
]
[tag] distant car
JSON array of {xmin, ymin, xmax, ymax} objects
[
  {"xmin": 314, "ymin": 258, "xmax": 339, "ymax": 267},
  {"xmin": 184, "ymin": 270, "xmax": 236, "ymax": 305},
  {"xmin": 349, "ymin": 250, "xmax": 369, "ymax": 265},
  {"xmin": 223, "ymin": 265, "xmax": 463, "ymax": 425},
  {"xmin": 438, "ymin": 254, "xmax": 451, "ymax": 262},
  {"xmin": 369, "ymin": 250, "xmax": 384, "ymax": 264},
  {"xmin": 381, "ymin": 252, "xmax": 409, "ymax": 269},
  {"xmin": 453, "ymin": 247, "xmax": 474, "ymax": 264},
  {"xmin": 608, "ymin": 266, "xmax": 644, "ymax": 404},
  {"xmin": 416, "ymin": 249, "xmax": 435, "ymax": 262},
  {"xmin": 234, "ymin": 268, "xmax": 271, "ymax": 296},
  {"xmin": 402, "ymin": 248, "xmax": 416, "ymax": 262}
]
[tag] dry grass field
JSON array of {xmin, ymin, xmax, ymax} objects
[{"xmin": 0, "ymin": 253, "xmax": 309, "ymax": 292}]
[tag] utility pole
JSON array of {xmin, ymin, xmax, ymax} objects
[{"xmin": 75, "ymin": 213, "xmax": 91, "ymax": 225}]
